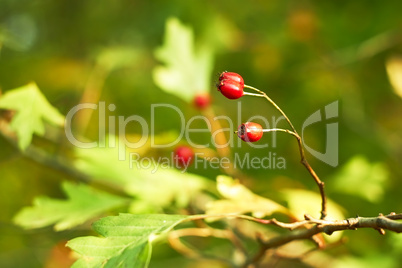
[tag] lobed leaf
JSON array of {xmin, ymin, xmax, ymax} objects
[
  {"xmin": 13, "ymin": 182, "xmax": 128, "ymax": 231},
  {"xmin": 206, "ymin": 176, "xmax": 292, "ymax": 218},
  {"xmin": 67, "ymin": 214, "xmax": 189, "ymax": 268},
  {"xmin": 152, "ymin": 17, "xmax": 214, "ymax": 102},
  {"xmin": 74, "ymin": 141, "xmax": 211, "ymax": 212},
  {"xmin": 0, "ymin": 82, "xmax": 64, "ymax": 150}
]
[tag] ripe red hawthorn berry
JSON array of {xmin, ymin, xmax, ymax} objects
[
  {"xmin": 218, "ymin": 79, "xmax": 244, "ymax": 99},
  {"xmin": 193, "ymin": 92, "xmax": 211, "ymax": 110},
  {"xmin": 219, "ymin": 71, "xmax": 244, "ymax": 87},
  {"xmin": 237, "ymin": 122, "xmax": 263, "ymax": 142},
  {"xmin": 174, "ymin": 146, "xmax": 194, "ymax": 168}
]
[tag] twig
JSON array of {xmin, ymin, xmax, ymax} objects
[
  {"xmin": 173, "ymin": 213, "xmax": 402, "ymax": 266},
  {"xmin": 244, "ymin": 84, "xmax": 327, "ymax": 219},
  {"xmin": 247, "ymin": 213, "xmax": 402, "ymax": 266}
]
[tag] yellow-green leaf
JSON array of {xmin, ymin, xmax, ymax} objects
[
  {"xmin": 67, "ymin": 214, "xmax": 188, "ymax": 268},
  {"xmin": 13, "ymin": 182, "xmax": 128, "ymax": 231},
  {"xmin": 281, "ymin": 188, "xmax": 345, "ymax": 241},
  {"xmin": 386, "ymin": 55, "xmax": 402, "ymax": 99},
  {"xmin": 153, "ymin": 17, "xmax": 214, "ymax": 102},
  {"xmin": 0, "ymin": 82, "xmax": 64, "ymax": 150},
  {"xmin": 73, "ymin": 138, "xmax": 211, "ymax": 212},
  {"xmin": 206, "ymin": 176, "xmax": 291, "ymax": 218}
]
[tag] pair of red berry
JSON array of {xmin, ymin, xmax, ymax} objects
[
  {"xmin": 218, "ymin": 72, "xmax": 245, "ymax": 99},
  {"xmin": 175, "ymin": 72, "xmax": 264, "ymax": 167},
  {"xmin": 175, "ymin": 72, "xmax": 264, "ymax": 168},
  {"xmin": 218, "ymin": 71, "xmax": 264, "ymax": 142}
]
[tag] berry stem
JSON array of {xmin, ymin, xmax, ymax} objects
[
  {"xmin": 243, "ymin": 92, "xmax": 265, "ymax": 97},
  {"xmin": 202, "ymin": 107, "xmax": 238, "ymax": 176},
  {"xmin": 261, "ymin": 128, "xmax": 297, "ymax": 135},
  {"xmin": 243, "ymin": 85, "xmax": 327, "ymax": 220},
  {"xmin": 244, "ymin": 85, "xmax": 296, "ymax": 133}
]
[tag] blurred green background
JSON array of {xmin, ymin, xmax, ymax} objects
[{"xmin": 1, "ymin": 0, "xmax": 402, "ymax": 267}]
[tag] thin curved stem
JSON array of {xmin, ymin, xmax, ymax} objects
[
  {"xmin": 262, "ymin": 128, "xmax": 297, "ymax": 136},
  {"xmin": 243, "ymin": 92, "xmax": 265, "ymax": 97},
  {"xmin": 243, "ymin": 84, "xmax": 327, "ymax": 219},
  {"xmin": 202, "ymin": 107, "xmax": 237, "ymax": 177},
  {"xmin": 234, "ymin": 128, "xmax": 296, "ymax": 136},
  {"xmin": 244, "ymin": 85, "xmax": 297, "ymax": 133}
]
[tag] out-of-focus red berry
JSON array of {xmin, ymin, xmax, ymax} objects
[
  {"xmin": 174, "ymin": 146, "xmax": 194, "ymax": 168},
  {"xmin": 193, "ymin": 93, "xmax": 211, "ymax": 109}
]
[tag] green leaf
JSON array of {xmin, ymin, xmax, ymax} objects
[
  {"xmin": 153, "ymin": 17, "xmax": 214, "ymax": 102},
  {"xmin": 74, "ymin": 140, "xmax": 211, "ymax": 212},
  {"xmin": 206, "ymin": 176, "xmax": 291, "ymax": 218},
  {"xmin": 67, "ymin": 214, "xmax": 189, "ymax": 268},
  {"xmin": 0, "ymin": 82, "xmax": 65, "ymax": 150},
  {"xmin": 13, "ymin": 182, "xmax": 128, "ymax": 231},
  {"xmin": 127, "ymin": 168, "xmax": 211, "ymax": 210},
  {"xmin": 329, "ymin": 155, "xmax": 388, "ymax": 203}
]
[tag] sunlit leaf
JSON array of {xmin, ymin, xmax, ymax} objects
[
  {"xmin": 13, "ymin": 182, "xmax": 128, "ymax": 231},
  {"xmin": 206, "ymin": 176, "xmax": 291, "ymax": 218},
  {"xmin": 281, "ymin": 188, "xmax": 345, "ymax": 221},
  {"xmin": 126, "ymin": 168, "xmax": 211, "ymax": 210},
  {"xmin": 281, "ymin": 188, "xmax": 345, "ymax": 241},
  {"xmin": 74, "ymin": 138, "xmax": 211, "ymax": 212},
  {"xmin": 329, "ymin": 155, "xmax": 388, "ymax": 203},
  {"xmin": 386, "ymin": 55, "xmax": 402, "ymax": 99},
  {"xmin": 67, "ymin": 214, "xmax": 188, "ymax": 268},
  {"xmin": 153, "ymin": 17, "xmax": 214, "ymax": 102},
  {"xmin": 0, "ymin": 82, "xmax": 64, "ymax": 150}
]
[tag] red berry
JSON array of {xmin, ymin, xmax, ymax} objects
[
  {"xmin": 237, "ymin": 122, "xmax": 263, "ymax": 142},
  {"xmin": 193, "ymin": 92, "xmax": 211, "ymax": 109},
  {"xmin": 219, "ymin": 72, "xmax": 244, "ymax": 87},
  {"xmin": 218, "ymin": 79, "xmax": 244, "ymax": 99},
  {"xmin": 174, "ymin": 146, "xmax": 194, "ymax": 167}
]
